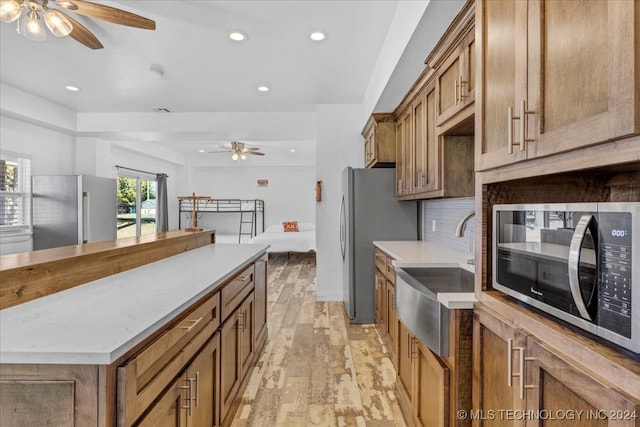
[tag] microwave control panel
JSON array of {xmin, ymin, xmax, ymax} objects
[{"xmin": 598, "ymin": 212, "xmax": 632, "ymax": 339}]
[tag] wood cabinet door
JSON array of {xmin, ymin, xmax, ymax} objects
[
  {"xmin": 254, "ymin": 256, "xmax": 267, "ymax": 348},
  {"xmin": 220, "ymin": 310, "xmax": 241, "ymax": 424},
  {"xmin": 412, "ymin": 88, "xmax": 427, "ymax": 195},
  {"xmin": 396, "ymin": 110, "xmax": 413, "ymax": 196},
  {"xmin": 414, "ymin": 81, "xmax": 440, "ymax": 196},
  {"xmin": 525, "ymin": 337, "xmax": 640, "ymax": 427},
  {"xmin": 136, "ymin": 374, "xmax": 188, "ymax": 427},
  {"xmin": 461, "ymin": 30, "xmax": 476, "ymax": 112},
  {"xmin": 364, "ymin": 131, "xmax": 374, "ymax": 167},
  {"xmin": 398, "ymin": 321, "xmax": 416, "ymax": 407},
  {"xmin": 473, "ymin": 308, "xmax": 527, "ymax": 426},
  {"xmin": 375, "ymin": 267, "xmax": 386, "ymax": 331},
  {"xmin": 187, "ymin": 334, "xmax": 221, "ymax": 427},
  {"xmin": 414, "ymin": 340, "xmax": 450, "ymax": 427},
  {"xmin": 526, "ymin": 0, "xmax": 639, "ymax": 160},
  {"xmin": 476, "ymin": 0, "xmax": 528, "ymax": 171},
  {"xmin": 386, "ymin": 280, "xmax": 398, "ymax": 361},
  {"xmin": 437, "ymin": 47, "xmax": 462, "ymax": 124},
  {"xmin": 239, "ymin": 294, "xmax": 255, "ymax": 379}
]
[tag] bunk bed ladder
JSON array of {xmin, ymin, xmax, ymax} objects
[{"xmin": 238, "ymin": 210, "xmax": 255, "ymax": 243}]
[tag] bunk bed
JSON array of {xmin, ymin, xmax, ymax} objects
[{"xmin": 178, "ymin": 199, "xmax": 265, "ymax": 242}]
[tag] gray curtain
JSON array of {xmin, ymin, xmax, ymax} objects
[{"xmin": 156, "ymin": 173, "xmax": 169, "ymax": 232}]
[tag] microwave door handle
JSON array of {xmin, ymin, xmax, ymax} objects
[{"xmin": 568, "ymin": 214, "xmax": 595, "ymax": 321}]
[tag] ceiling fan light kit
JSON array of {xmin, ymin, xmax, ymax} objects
[
  {"xmin": 19, "ymin": 7, "xmax": 46, "ymax": 40},
  {"xmin": 209, "ymin": 141, "xmax": 265, "ymax": 162},
  {"xmin": 1, "ymin": 0, "xmax": 22, "ymax": 23},
  {"xmin": 44, "ymin": 8, "xmax": 72, "ymax": 36},
  {"xmin": 1, "ymin": 0, "xmax": 155, "ymax": 49}
]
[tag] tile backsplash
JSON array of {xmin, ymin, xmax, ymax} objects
[{"xmin": 421, "ymin": 197, "xmax": 475, "ymax": 254}]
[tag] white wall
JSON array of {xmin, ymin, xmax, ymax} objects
[
  {"xmin": 189, "ymin": 166, "xmax": 315, "ymax": 239},
  {"xmin": 315, "ymin": 104, "xmax": 364, "ymax": 301},
  {"xmin": 0, "ymin": 116, "xmax": 76, "ymax": 175},
  {"xmin": 0, "ymin": 115, "xmax": 77, "ymax": 254}
]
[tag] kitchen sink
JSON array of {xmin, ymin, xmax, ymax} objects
[
  {"xmin": 395, "ymin": 267, "xmax": 474, "ymax": 356},
  {"xmin": 396, "ymin": 267, "xmax": 474, "ymax": 296}
]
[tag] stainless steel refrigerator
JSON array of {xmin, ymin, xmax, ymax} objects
[
  {"xmin": 32, "ymin": 175, "xmax": 117, "ymax": 250},
  {"xmin": 340, "ymin": 167, "xmax": 418, "ymax": 323}
]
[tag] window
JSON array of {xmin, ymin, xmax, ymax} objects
[
  {"xmin": 0, "ymin": 154, "xmax": 31, "ymax": 231},
  {"xmin": 117, "ymin": 175, "xmax": 157, "ymax": 238}
]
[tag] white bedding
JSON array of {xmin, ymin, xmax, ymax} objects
[{"xmin": 248, "ymin": 226, "xmax": 316, "ymax": 253}]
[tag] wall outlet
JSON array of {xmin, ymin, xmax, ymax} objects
[{"xmin": 431, "ymin": 220, "xmax": 437, "ymax": 232}]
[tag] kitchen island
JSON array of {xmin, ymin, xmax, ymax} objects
[{"xmin": 0, "ymin": 242, "xmax": 269, "ymax": 427}]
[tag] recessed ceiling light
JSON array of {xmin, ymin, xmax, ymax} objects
[
  {"xmin": 198, "ymin": 149, "xmax": 205, "ymax": 153},
  {"xmin": 257, "ymin": 85, "xmax": 270, "ymax": 92},
  {"xmin": 309, "ymin": 31, "xmax": 326, "ymax": 41},
  {"xmin": 228, "ymin": 30, "xmax": 248, "ymax": 41},
  {"xmin": 290, "ymin": 149, "xmax": 296, "ymax": 153},
  {"xmin": 65, "ymin": 85, "xmax": 80, "ymax": 92}
]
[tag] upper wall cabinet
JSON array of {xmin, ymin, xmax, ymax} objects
[
  {"xmin": 394, "ymin": 71, "xmax": 474, "ymax": 201},
  {"xmin": 426, "ymin": 1, "xmax": 476, "ymax": 131},
  {"xmin": 362, "ymin": 113, "xmax": 396, "ymax": 168},
  {"xmin": 476, "ymin": 0, "xmax": 640, "ymax": 171},
  {"xmin": 395, "ymin": 109, "xmax": 412, "ymax": 197}
]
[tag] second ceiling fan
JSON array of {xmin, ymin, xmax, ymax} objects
[
  {"xmin": 209, "ymin": 141, "xmax": 265, "ymax": 161},
  {"xmin": 0, "ymin": 0, "xmax": 156, "ymax": 49}
]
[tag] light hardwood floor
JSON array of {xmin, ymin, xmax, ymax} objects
[{"xmin": 231, "ymin": 254, "xmax": 407, "ymax": 427}]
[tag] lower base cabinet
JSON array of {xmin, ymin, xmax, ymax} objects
[
  {"xmin": 473, "ymin": 305, "xmax": 640, "ymax": 427},
  {"xmin": 137, "ymin": 334, "xmax": 221, "ymax": 427},
  {"xmin": 220, "ymin": 293, "xmax": 255, "ymax": 425},
  {"xmin": 397, "ymin": 320, "xmax": 451, "ymax": 427}
]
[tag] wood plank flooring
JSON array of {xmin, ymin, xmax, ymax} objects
[{"xmin": 231, "ymin": 254, "xmax": 407, "ymax": 427}]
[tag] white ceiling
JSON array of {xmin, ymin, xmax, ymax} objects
[{"xmin": 0, "ymin": 0, "xmax": 465, "ymax": 166}]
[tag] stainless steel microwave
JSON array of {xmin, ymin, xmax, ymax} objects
[{"xmin": 493, "ymin": 202, "xmax": 639, "ymax": 353}]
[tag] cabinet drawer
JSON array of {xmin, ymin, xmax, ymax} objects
[
  {"xmin": 221, "ymin": 265, "xmax": 254, "ymax": 321},
  {"xmin": 385, "ymin": 257, "xmax": 395, "ymax": 283},
  {"xmin": 117, "ymin": 292, "xmax": 220, "ymax": 426},
  {"xmin": 374, "ymin": 248, "xmax": 386, "ymax": 272}
]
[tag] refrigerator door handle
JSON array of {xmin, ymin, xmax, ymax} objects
[
  {"xmin": 82, "ymin": 191, "xmax": 89, "ymax": 244},
  {"xmin": 340, "ymin": 195, "xmax": 346, "ymax": 261}
]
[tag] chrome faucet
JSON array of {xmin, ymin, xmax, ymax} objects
[
  {"xmin": 455, "ymin": 210, "xmax": 476, "ymax": 265},
  {"xmin": 455, "ymin": 210, "xmax": 476, "ymax": 237}
]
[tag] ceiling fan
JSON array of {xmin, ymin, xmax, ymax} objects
[
  {"xmin": 0, "ymin": 0, "xmax": 155, "ymax": 49},
  {"xmin": 208, "ymin": 141, "xmax": 265, "ymax": 161}
]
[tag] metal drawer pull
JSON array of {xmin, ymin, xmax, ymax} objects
[
  {"xmin": 519, "ymin": 99, "xmax": 534, "ymax": 150},
  {"xmin": 237, "ymin": 311, "xmax": 244, "ymax": 330},
  {"xmin": 455, "ymin": 77, "xmax": 459, "ymax": 105},
  {"xmin": 459, "ymin": 76, "xmax": 468, "ymax": 100},
  {"xmin": 507, "ymin": 100, "xmax": 534, "ymax": 154},
  {"xmin": 507, "ymin": 338, "xmax": 514, "ymax": 386},
  {"xmin": 179, "ymin": 378, "xmax": 193, "ymax": 416},
  {"xmin": 179, "ymin": 316, "xmax": 204, "ymax": 332},
  {"xmin": 518, "ymin": 347, "xmax": 536, "ymax": 400},
  {"xmin": 193, "ymin": 371, "xmax": 200, "ymax": 407}
]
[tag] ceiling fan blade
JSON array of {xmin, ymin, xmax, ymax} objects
[
  {"xmin": 207, "ymin": 150, "xmax": 232, "ymax": 154},
  {"xmin": 58, "ymin": 0, "xmax": 156, "ymax": 30},
  {"xmin": 62, "ymin": 12, "xmax": 104, "ymax": 49},
  {"xmin": 242, "ymin": 147, "xmax": 261, "ymax": 152},
  {"xmin": 246, "ymin": 151, "xmax": 265, "ymax": 156}
]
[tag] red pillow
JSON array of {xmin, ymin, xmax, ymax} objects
[{"xmin": 283, "ymin": 221, "xmax": 299, "ymax": 232}]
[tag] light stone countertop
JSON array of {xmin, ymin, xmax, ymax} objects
[
  {"xmin": 373, "ymin": 241, "xmax": 475, "ymax": 309},
  {"xmin": 0, "ymin": 244, "xmax": 268, "ymax": 365}
]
